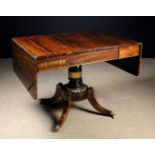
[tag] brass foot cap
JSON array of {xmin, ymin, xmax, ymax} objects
[{"xmin": 54, "ymin": 124, "xmax": 61, "ymax": 132}]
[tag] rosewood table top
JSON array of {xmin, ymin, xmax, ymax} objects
[
  {"xmin": 12, "ymin": 32, "xmax": 140, "ymax": 59},
  {"xmin": 12, "ymin": 32, "xmax": 142, "ymax": 99}
]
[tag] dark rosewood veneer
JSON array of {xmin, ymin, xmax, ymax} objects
[{"xmin": 12, "ymin": 32, "xmax": 142, "ymax": 131}]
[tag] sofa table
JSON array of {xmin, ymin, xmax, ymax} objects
[{"xmin": 12, "ymin": 32, "xmax": 142, "ymax": 131}]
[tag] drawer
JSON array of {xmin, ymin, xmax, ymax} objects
[
  {"xmin": 67, "ymin": 48, "xmax": 118, "ymax": 66},
  {"xmin": 37, "ymin": 48, "xmax": 118, "ymax": 71},
  {"xmin": 119, "ymin": 44, "xmax": 140, "ymax": 59}
]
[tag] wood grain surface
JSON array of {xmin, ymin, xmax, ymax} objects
[
  {"xmin": 12, "ymin": 32, "xmax": 140, "ymax": 60},
  {"xmin": 12, "ymin": 32, "xmax": 142, "ymax": 99},
  {"xmin": 12, "ymin": 42, "xmax": 38, "ymax": 99}
]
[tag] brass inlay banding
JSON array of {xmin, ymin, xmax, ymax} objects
[
  {"xmin": 69, "ymin": 72, "xmax": 82, "ymax": 79},
  {"xmin": 39, "ymin": 59, "xmax": 66, "ymax": 68}
]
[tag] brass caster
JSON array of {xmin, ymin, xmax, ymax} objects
[{"xmin": 54, "ymin": 124, "xmax": 61, "ymax": 132}]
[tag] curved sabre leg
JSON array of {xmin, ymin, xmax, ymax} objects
[
  {"xmin": 87, "ymin": 87, "xmax": 114, "ymax": 118},
  {"xmin": 40, "ymin": 83, "xmax": 63, "ymax": 105},
  {"xmin": 54, "ymin": 94, "xmax": 72, "ymax": 131}
]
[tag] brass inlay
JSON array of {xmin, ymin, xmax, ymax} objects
[
  {"xmin": 39, "ymin": 59, "xmax": 66, "ymax": 68},
  {"xmin": 119, "ymin": 45, "xmax": 139, "ymax": 59},
  {"xmin": 69, "ymin": 72, "xmax": 82, "ymax": 79}
]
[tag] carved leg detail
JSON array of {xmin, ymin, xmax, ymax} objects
[
  {"xmin": 40, "ymin": 66, "xmax": 116, "ymax": 131},
  {"xmin": 87, "ymin": 87, "xmax": 114, "ymax": 118},
  {"xmin": 55, "ymin": 94, "xmax": 72, "ymax": 131},
  {"xmin": 40, "ymin": 83, "xmax": 63, "ymax": 105}
]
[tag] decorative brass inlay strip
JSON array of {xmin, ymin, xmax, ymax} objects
[{"xmin": 39, "ymin": 59, "xmax": 66, "ymax": 68}]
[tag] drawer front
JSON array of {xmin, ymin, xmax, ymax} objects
[
  {"xmin": 67, "ymin": 48, "xmax": 118, "ymax": 66},
  {"xmin": 37, "ymin": 48, "xmax": 118, "ymax": 71},
  {"xmin": 119, "ymin": 45, "xmax": 140, "ymax": 59}
]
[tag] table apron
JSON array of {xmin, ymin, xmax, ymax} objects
[{"xmin": 37, "ymin": 48, "xmax": 118, "ymax": 71}]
